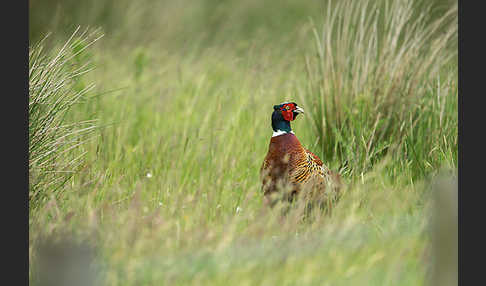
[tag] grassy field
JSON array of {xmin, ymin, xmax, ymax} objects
[{"xmin": 29, "ymin": 0, "xmax": 457, "ymax": 285}]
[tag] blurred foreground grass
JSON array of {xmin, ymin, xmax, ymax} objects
[{"xmin": 29, "ymin": 0, "xmax": 457, "ymax": 285}]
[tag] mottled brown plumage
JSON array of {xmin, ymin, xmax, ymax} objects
[{"xmin": 261, "ymin": 102, "xmax": 341, "ymax": 207}]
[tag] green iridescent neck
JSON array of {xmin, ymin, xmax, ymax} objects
[{"xmin": 271, "ymin": 110, "xmax": 292, "ymax": 134}]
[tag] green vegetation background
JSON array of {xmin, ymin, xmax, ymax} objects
[{"xmin": 29, "ymin": 0, "xmax": 457, "ymax": 285}]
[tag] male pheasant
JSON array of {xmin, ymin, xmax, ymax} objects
[{"xmin": 260, "ymin": 102, "xmax": 341, "ymax": 207}]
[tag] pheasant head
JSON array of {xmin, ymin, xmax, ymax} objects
[{"xmin": 271, "ymin": 102, "xmax": 305, "ymax": 136}]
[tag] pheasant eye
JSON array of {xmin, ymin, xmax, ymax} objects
[{"xmin": 285, "ymin": 106, "xmax": 290, "ymax": 110}]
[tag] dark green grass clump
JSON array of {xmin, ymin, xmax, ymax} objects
[{"xmin": 301, "ymin": 0, "xmax": 457, "ymax": 181}]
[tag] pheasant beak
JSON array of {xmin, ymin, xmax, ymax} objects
[{"xmin": 295, "ymin": 106, "xmax": 305, "ymax": 114}]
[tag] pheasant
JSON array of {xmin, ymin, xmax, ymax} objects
[{"xmin": 260, "ymin": 102, "xmax": 341, "ymax": 207}]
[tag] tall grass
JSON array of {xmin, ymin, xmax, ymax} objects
[
  {"xmin": 29, "ymin": 0, "xmax": 457, "ymax": 285},
  {"xmin": 301, "ymin": 0, "xmax": 457, "ymax": 179},
  {"xmin": 29, "ymin": 27, "xmax": 102, "ymax": 208}
]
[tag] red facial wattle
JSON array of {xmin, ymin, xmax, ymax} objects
[
  {"xmin": 281, "ymin": 103, "xmax": 296, "ymax": 121},
  {"xmin": 282, "ymin": 109, "xmax": 294, "ymax": 121}
]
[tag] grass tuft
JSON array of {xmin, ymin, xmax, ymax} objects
[
  {"xmin": 301, "ymin": 0, "xmax": 457, "ymax": 179},
  {"xmin": 29, "ymin": 27, "xmax": 103, "ymax": 209}
]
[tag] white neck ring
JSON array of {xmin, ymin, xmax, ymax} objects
[{"xmin": 272, "ymin": 130, "xmax": 294, "ymax": 137}]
